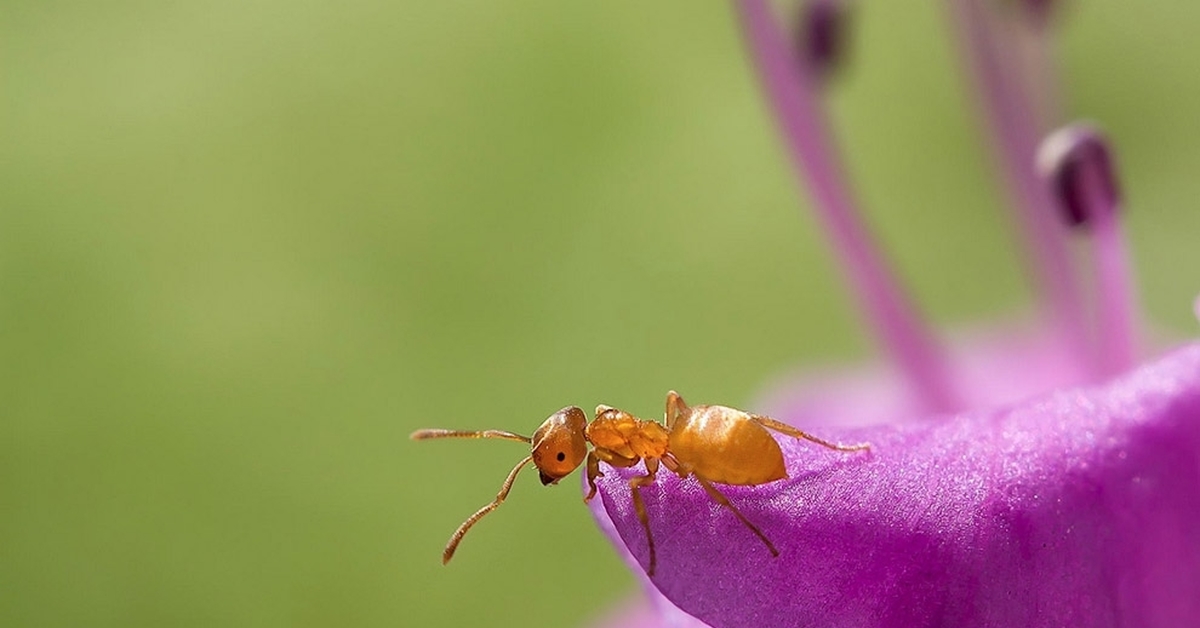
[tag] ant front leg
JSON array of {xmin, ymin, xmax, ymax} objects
[
  {"xmin": 584, "ymin": 448, "xmax": 637, "ymax": 503},
  {"xmin": 584, "ymin": 450, "xmax": 603, "ymax": 503},
  {"xmin": 628, "ymin": 457, "xmax": 661, "ymax": 576}
]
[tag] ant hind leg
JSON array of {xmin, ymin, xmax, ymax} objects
[
  {"xmin": 693, "ymin": 474, "xmax": 779, "ymax": 557},
  {"xmin": 750, "ymin": 415, "xmax": 869, "ymax": 452}
]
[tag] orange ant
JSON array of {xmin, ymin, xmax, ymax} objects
[{"xmin": 410, "ymin": 391, "xmax": 868, "ymax": 575}]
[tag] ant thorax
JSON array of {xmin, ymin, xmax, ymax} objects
[{"xmin": 585, "ymin": 406, "xmax": 670, "ymax": 462}]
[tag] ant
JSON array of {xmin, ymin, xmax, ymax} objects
[{"xmin": 410, "ymin": 391, "xmax": 868, "ymax": 576}]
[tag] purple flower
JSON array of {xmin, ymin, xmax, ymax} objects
[{"xmin": 587, "ymin": 1, "xmax": 1200, "ymax": 626}]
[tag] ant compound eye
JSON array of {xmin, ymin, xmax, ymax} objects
[{"xmin": 556, "ymin": 452, "xmax": 566, "ymax": 462}]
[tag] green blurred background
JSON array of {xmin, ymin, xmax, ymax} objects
[{"xmin": 3, "ymin": 1, "xmax": 1199, "ymax": 626}]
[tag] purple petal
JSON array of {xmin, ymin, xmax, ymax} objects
[
  {"xmin": 586, "ymin": 598, "xmax": 664, "ymax": 628},
  {"xmin": 587, "ymin": 591, "xmax": 711, "ymax": 628},
  {"xmin": 588, "ymin": 343, "xmax": 1200, "ymax": 627},
  {"xmin": 587, "ymin": 494, "xmax": 713, "ymax": 628}
]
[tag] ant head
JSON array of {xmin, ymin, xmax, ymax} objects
[{"xmin": 531, "ymin": 406, "xmax": 588, "ymax": 485}]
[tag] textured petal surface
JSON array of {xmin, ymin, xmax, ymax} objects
[
  {"xmin": 588, "ymin": 343, "xmax": 1200, "ymax": 628},
  {"xmin": 587, "ymin": 591, "xmax": 711, "ymax": 628},
  {"xmin": 587, "ymin": 490, "xmax": 713, "ymax": 628}
]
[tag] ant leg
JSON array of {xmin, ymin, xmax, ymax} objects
[
  {"xmin": 692, "ymin": 474, "xmax": 779, "ymax": 557},
  {"xmin": 628, "ymin": 458, "xmax": 661, "ymax": 576},
  {"xmin": 665, "ymin": 391, "xmax": 690, "ymax": 429},
  {"xmin": 660, "ymin": 453, "xmax": 688, "ymax": 479},
  {"xmin": 750, "ymin": 415, "xmax": 869, "ymax": 451},
  {"xmin": 584, "ymin": 450, "xmax": 603, "ymax": 503},
  {"xmin": 585, "ymin": 448, "xmax": 638, "ymax": 503},
  {"xmin": 442, "ymin": 455, "xmax": 534, "ymax": 565}
]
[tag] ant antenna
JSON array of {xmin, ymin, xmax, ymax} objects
[
  {"xmin": 409, "ymin": 429, "xmax": 531, "ymax": 444},
  {"xmin": 409, "ymin": 428, "xmax": 536, "ymax": 563},
  {"xmin": 441, "ymin": 455, "xmax": 534, "ymax": 564}
]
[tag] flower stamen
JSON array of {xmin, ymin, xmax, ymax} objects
[
  {"xmin": 1011, "ymin": 0, "xmax": 1061, "ymax": 30},
  {"xmin": 736, "ymin": 0, "xmax": 958, "ymax": 414},
  {"xmin": 794, "ymin": 0, "xmax": 853, "ymax": 84},
  {"xmin": 1038, "ymin": 123, "xmax": 1140, "ymax": 376},
  {"xmin": 945, "ymin": 0, "xmax": 1088, "ymax": 369}
]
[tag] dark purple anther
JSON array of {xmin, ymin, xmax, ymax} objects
[
  {"xmin": 1038, "ymin": 122, "xmax": 1137, "ymax": 376},
  {"xmin": 1014, "ymin": 0, "xmax": 1059, "ymax": 26},
  {"xmin": 795, "ymin": 0, "xmax": 852, "ymax": 81},
  {"xmin": 1037, "ymin": 123, "xmax": 1121, "ymax": 229}
]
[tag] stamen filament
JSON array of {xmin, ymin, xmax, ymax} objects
[
  {"xmin": 944, "ymin": 0, "xmax": 1089, "ymax": 367},
  {"xmin": 1092, "ymin": 193, "xmax": 1138, "ymax": 375},
  {"xmin": 735, "ymin": 0, "xmax": 957, "ymax": 414},
  {"xmin": 1008, "ymin": 1, "xmax": 1063, "ymax": 130},
  {"xmin": 1038, "ymin": 124, "xmax": 1139, "ymax": 376}
]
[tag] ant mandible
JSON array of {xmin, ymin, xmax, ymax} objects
[{"xmin": 410, "ymin": 390, "xmax": 868, "ymax": 576}]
